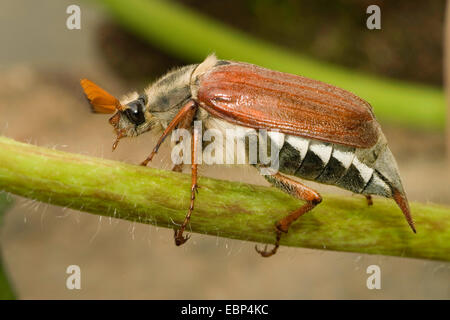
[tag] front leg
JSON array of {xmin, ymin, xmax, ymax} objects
[
  {"xmin": 140, "ymin": 100, "xmax": 197, "ymax": 166},
  {"xmin": 174, "ymin": 124, "xmax": 200, "ymax": 246},
  {"xmin": 256, "ymin": 172, "xmax": 322, "ymax": 257}
]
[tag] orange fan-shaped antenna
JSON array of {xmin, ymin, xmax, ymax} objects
[{"xmin": 80, "ymin": 79, "xmax": 124, "ymax": 113}]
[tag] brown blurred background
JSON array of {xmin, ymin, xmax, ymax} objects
[{"xmin": 0, "ymin": 0, "xmax": 449, "ymax": 299}]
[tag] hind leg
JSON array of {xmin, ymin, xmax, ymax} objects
[{"xmin": 255, "ymin": 172, "xmax": 322, "ymax": 257}]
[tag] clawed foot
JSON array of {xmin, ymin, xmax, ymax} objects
[
  {"xmin": 365, "ymin": 195, "xmax": 373, "ymax": 206},
  {"xmin": 140, "ymin": 153, "xmax": 155, "ymax": 166},
  {"xmin": 255, "ymin": 227, "xmax": 283, "ymax": 257},
  {"xmin": 255, "ymin": 244, "xmax": 279, "ymax": 257},
  {"xmin": 174, "ymin": 229, "xmax": 190, "ymax": 246},
  {"xmin": 172, "ymin": 164, "xmax": 183, "ymax": 172},
  {"xmin": 140, "ymin": 159, "xmax": 150, "ymax": 166}
]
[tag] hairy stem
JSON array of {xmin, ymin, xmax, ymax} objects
[
  {"xmin": 0, "ymin": 136, "xmax": 449, "ymax": 261},
  {"xmin": 0, "ymin": 193, "xmax": 15, "ymax": 299}
]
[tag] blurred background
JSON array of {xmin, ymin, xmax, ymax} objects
[{"xmin": 0, "ymin": 0, "xmax": 449, "ymax": 299}]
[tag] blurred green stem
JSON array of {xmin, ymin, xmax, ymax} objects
[
  {"xmin": 98, "ymin": 0, "xmax": 445, "ymax": 130},
  {"xmin": 0, "ymin": 192, "xmax": 15, "ymax": 299},
  {"xmin": 0, "ymin": 136, "xmax": 449, "ymax": 261}
]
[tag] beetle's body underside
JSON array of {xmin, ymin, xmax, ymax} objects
[
  {"xmin": 81, "ymin": 54, "xmax": 415, "ymax": 257},
  {"xmin": 262, "ymin": 133, "xmax": 393, "ymax": 197}
]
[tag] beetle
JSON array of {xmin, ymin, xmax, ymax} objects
[{"xmin": 80, "ymin": 54, "xmax": 415, "ymax": 257}]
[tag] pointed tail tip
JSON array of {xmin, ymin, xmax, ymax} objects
[
  {"xmin": 408, "ymin": 219, "xmax": 417, "ymax": 234},
  {"xmin": 393, "ymin": 189, "xmax": 416, "ymax": 233}
]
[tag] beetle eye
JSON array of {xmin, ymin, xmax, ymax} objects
[{"xmin": 124, "ymin": 97, "xmax": 146, "ymax": 126}]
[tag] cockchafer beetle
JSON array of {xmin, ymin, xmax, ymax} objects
[{"xmin": 81, "ymin": 54, "xmax": 415, "ymax": 257}]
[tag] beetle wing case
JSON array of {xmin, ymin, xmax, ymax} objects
[{"xmin": 194, "ymin": 62, "xmax": 380, "ymax": 148}]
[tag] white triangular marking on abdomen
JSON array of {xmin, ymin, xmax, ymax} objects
[
  {"xmin": 352, "ymin": 157, "xmax": 374, "ymax": 185},
  {"xmin": 309, "ymin": 141, "xmax": 333, "ymax": 164},
  {"xmin": 268, "ymin": 131, "xmax": 285, "ymax": 150},
  {"xmin": 332, "ymin": 145, "xmax": 354, "ymax": 170},
  {"xmin": 285, "ymin": 135, "xmax": 309, "ymax": 161}
]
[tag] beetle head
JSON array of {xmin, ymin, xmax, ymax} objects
[
  {"xmin": 80, "ymin": 79, "xmax": 157, "ymax": 150},
  {"xmin": 108, "ymin": 93, "xmax": 157, "ymax": 150}
]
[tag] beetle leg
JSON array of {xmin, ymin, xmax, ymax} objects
[
  {"xmin": 174, "ymin": 124, "xmax": 200, "ymax": 246},
  {"xmin": 169, "ymin": 102, "xmax": 199, "ymax": 173},
  {"xmin": 365, "ymin": 195, "xmax": 373, "ymax": 206},
  {"xmin": 171, "ymin": 164, "xmax": 184, "ymax": 172},
  {"xmin": 255, "ymin": 172, "xmax": 322, "ymax": 257},
  {"xmin": 140, "ymin": 100, "xmax": 197, "ymax": 166}
]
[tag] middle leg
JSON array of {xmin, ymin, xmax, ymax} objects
[
  {"xmin": 174, "ymin": 124, "xmax": 200, "ymax": 246},
  {"xmin": 365, "ymin": 195, "xmax": 373, "ymax": 206}
]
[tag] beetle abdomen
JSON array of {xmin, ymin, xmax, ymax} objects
[{"xmin": 277, "ymin": 134, "xmax": 391, "ymax": 196}]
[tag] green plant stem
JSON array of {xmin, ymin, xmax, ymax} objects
[
  {"xmin": 0, "ymin": 192, "xmax": 16, "ymax": 300},
  {"xmin": 0, "ymin": 136, "xmax": 449, "ymax": 261},
  {"xmin": 97, "ymin": 0, "xmax": 445, "ymax": 130}
]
